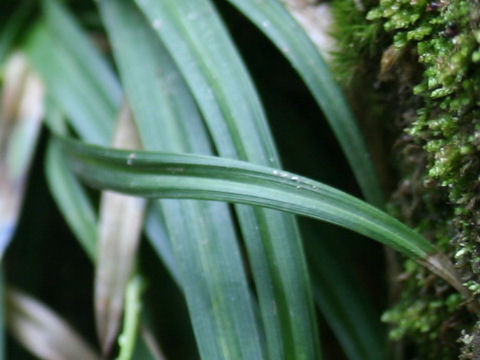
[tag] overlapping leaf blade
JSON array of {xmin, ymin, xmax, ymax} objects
[
  {"xmin": 43, "ymin": 0, "xmax": 121, "ymax": 109},
  {"xmin": 46, "ymin": 141, "xmax": 97, "ymax": 260},
  {"xmin": 99, "ymin": 1, "xmax": 264, "ymax": 358},
  {"xmin": 24, "ymin": 2, "xmax": 161, "ymax": 358},
  {"xmin": 25, "ymin": 23, "xmax": 115, "ymax": 145},
  {"xmin": 222, "ymin": 2, "xmax": 389, "ymax": 358},
  {"xmin": 133, "ymin": 1, "xmax": 319, "ymax": 358},
  {"xmin": 58, "ymin": 139, "xmax": 444, "ymax": 267},
  {"xmin": 60, "ymin": 138, "xmax": 473, "ymax": 315},
  {"xmin": 224, "ymin": 0, "xmax": 383, "ymax": 207},
  {"xmin": 62, "ymin": 137, "xmax": 466, "ymax": 306}
]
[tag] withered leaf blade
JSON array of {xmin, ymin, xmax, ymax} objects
[
  {"xmin": 95, "ymin": 103, "xmax": 146, "ymax": 355},
  {"xmin": 6, "ymin": 287, "xmax": 100, "ymax": 360},
  {"xmin": 0, "ymin": 52, "xmax": 44, "ymax": 258}
]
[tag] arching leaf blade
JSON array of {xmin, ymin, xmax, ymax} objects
[
  {"xmin": 61, "ymin": 138, "xmax": 475, "ymax": 312},
  {"xmin": 224, "ymin": 0, "xmax": 384, "ymax": 208},
  {"xmin": 58, "ymin": 138, "xmax": 438, "ymax": 265}
]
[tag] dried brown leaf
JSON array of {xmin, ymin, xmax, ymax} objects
[{"xmin": 94, "ymin": 102, "xmax": 146, "ymax": 354}]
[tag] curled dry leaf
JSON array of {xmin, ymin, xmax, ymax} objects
[
  {"xmin": 6, "ymin": 287, "xmax": 100, "ymax": 360},
  {"xmin": 0, "ymin": 52, "xmax": 44, "ymax": 258},
  {"xmin": 95, "ymin": 102, "xmax": 146, "ymax": 355}
]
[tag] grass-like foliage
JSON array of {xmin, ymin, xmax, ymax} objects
[{"xmin": 0, "ymin": 0, "xmax": 476, "ymax": 359}]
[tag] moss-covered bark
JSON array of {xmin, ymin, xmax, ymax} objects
[{"xmin": 331, "ymin": 0, "xmax": 480, "ymax": 358}]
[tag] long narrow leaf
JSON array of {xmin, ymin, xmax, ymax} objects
[
  {"xmin": 57, "ymin": 138, "xmax": 475, "ymax": 303},
  {"xmin": 58, "ymin": 139, "xmax": 434, "ymax": 258},
  {"xmin": 99, "ymin": 2, "xmax": 264, "ymax": 359},
  {"xmin": 133, "ymin": 1, "xmax": 319, "ymax": 358},
  {"xmin": 25, "ymin": 24, "xmax": 114, "ymax": 145},
  {"xmin": 0, "ymin": 53, "xmax": 44, "ymax": 258},
  {"xmin": 221, "ymin": 3, "xmax": 388, "ymax": 357},
  {"xmin": 46, "ymin": 141, "xmax": 97, "ymax": 260},
  {"xmin": 224, "ymin": 0, "xmax": 384, "ymax": 207},
  {"xmin": 95, "ymin": 103, "xmax": 145, "ymax": 354},
  {"xmin": 43, "ymin": 0, "xmax": 122, "ymax": 108}
]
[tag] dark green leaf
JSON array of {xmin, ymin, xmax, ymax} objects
[
  {"xmin": 58, "ymin": 138, "xmax": 448, "ymax": 268},
  {"xmin": 133, "ymin": 1, "xmax": 319, "ymax": 357},
  {"xmin": 99, "ymin": 2, "xmax": 264, "ymax": 358},
  {"xmin": 224, "ymin": 0, "xmax": 384, "ymax": 207}
]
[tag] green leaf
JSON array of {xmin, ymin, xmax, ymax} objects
[
  {"xmin": 25, "ymin": 23, "xmax": 115, "ymax": 145},
  {"xmin": 58, "ymin": 138, "xmax": 437, "ymax": 260},
  {"xmin": 61, "ymin": 139, "xmax": 474, "ymax": 308},
  {"xmin": 24, "ymin": 5, "xmax": 162, "ymax": 358},
  {"xmin": 61, "ymin": 138, "xmax": 476, "ymax": 310},
  {"xmin": 46, "ymin": 141, "xmax": 97, "ymax": 260},
  {"xmin": 42, "ymin": 0, "xmax": 122, "ymax": 108},
  {"xmin": 219, "ymin": 4, "xmax": 388, "ymax": 357},
  {"xmin": 57, "ymin": 138, "xmax": 480, "ymax": 314},
  {"xmin": 133, "ymin": 1, "xmax": 319, "ymax": 358},
  {"xmin": 99, "ymin": 1, "xmax": 264, "ymax": 358},
  {"xmin": 224, "ymin": 0, "xmax": 384, "ymax": 208}
]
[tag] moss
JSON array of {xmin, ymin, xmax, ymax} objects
[
  {"xmin": 330, "ymin": 0, "xmax": 385, "ymax": 85},
  {"xmin": 332, "ymin": 0, "xmax": 480, "ymax": 358},
  {"xmin": 459, "ymin": 323, "xmax": 480, "ymax": 360}
]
